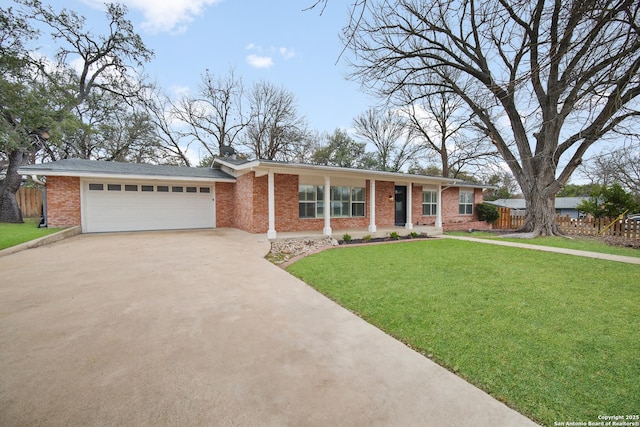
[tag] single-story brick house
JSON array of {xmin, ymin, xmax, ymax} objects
[{"xmin": 18, "ymin": 158, "xmax": 492, "ymax": 238}]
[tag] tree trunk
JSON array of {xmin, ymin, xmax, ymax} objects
[
  {"xmin": 517, "ymin": 161, "xmax": 562, "ymax": 235},
  {"xmin": 520, "ymin": 193, "xmax": 560, "ymax": 236},
  {"xmin": 513, "ymin": 156, "xmax": 565, "ymax": 236},
  {"xmin": 0, "ymin": 148, "xmax": 30, "ymax": 223}
]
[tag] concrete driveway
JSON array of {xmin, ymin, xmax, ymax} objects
[{"xmin": 0, "ymin": 229, "xmax": 538, "ymax": 426}]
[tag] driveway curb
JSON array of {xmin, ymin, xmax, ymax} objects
[{"xmin": 0, "ymin": 226, "xmax": 81, "ymax": 258}]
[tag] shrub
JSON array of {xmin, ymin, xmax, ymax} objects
[
  {"xmin": 410, "ymin": 231, "xmax": 420, "ymax": 238},
  {"xmin": 389, "ymin": 231, "xmax": 400, "ymax": 240},
  {"xmin": 577, "ymin": 183, "xmax": 640, "ymax": 219},
  {"xmin": 476, "ymin": 203, "xmax": 500, "ymax": 224},
  {"xmin": 342, "ymin": 233, "xmax": 352, "ymax": 242},
  {"xmin": 362, "ymin": 234, "xmax": 372, "ymax": 242}
]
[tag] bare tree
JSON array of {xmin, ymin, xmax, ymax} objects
[
  {"xmin": 344, "ymin": 0, "xmax": 640, "ymax": 236},
  {"xmin": 288, "ymin": 130, "xmax": 323, "ymax": 164},
  {"xmin": 353, "ymin": 108, "xmax": 422, "ymax": 172},
  {"xmin": 141, "ymin": 85, "xmax": 193, "ymax": 166},
  {"xmin": 580, "ymin": 144, "xmax": 640, "ymax": 196},
  {"xmin": 176, "ymin": 69, "xmax": 247, "ymax": 158},
  {"xmin": 244, "ymin": 81, "xmax": 309, "ymax": 161},
  {"xmin": 401, "ymin": 84, "xmax": 498, "ymax": 179}
]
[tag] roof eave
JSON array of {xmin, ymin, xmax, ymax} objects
[
  {"xmin": 216, "ymin": 158, "xmax": 463, "ymax": 185},
  {"xmin": 17, "ymin": 168, "xmax": 236, "ymax": 183}
]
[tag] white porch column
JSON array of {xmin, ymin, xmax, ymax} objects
[
  {"xmin": 323, "ymin": 175, "xmax": 332, "ymax": 236},
  {"xmin": 368, "ymin": 179, "xmax": 377, "ymax": 232},
  {"xmin": 267, "ymin": 170, "xmax": 277, "ymax": 239},
  {"xmin": 405, "ymin": 182, "xmax": 413, "ymax": 230},
  {"xmin": 436, "ymin": 184, "xmax": 443, "ymax": 228}
]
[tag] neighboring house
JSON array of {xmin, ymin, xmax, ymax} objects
[
  {"xmin": 486, "ymin": 197, "xmax": 588, "ymax": 219},
  {"xmin": 18, "ymin": 158, "xmax": 492, "ymax": 237}
]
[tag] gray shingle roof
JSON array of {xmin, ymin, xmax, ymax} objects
[
  {"xmin": 554, "ymin": 197, "xmax": 588, "ymax": 209},
  {"xmin": 213, "ymin": 157, "xmax": 488, "ymax": 186},
  {"xmin": 486, "ymin": 197, "xmax": 587, "ymax": 210},
  {"xmin": 19, "ymin": 159, "xmax": 234, "ymax": 180}
]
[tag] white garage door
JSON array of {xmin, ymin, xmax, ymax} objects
[{"xmin": 82, "ymin": 180, "xmax": 215, "ymax": 232}]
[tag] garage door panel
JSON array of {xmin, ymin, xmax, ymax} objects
[{"xmin": 83, "ymin": 181, "xmax": 215, "ymax": 232}]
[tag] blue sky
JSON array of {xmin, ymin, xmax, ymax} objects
[{"xmin": 54, "ymin": 0, "xmax": 376, "ymax": 135}]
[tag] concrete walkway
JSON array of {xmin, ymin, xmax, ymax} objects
[
  {"xmin": 442, "ymin": 234, "xmax": 640, "ymax": 264},
  {"xmin": 0, "ymin": 229, "xmax": 538, "ymax": 426}
]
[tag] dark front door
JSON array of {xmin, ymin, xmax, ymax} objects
[{"xmin": 394, "ymin": 186, "xmax": 407, "ymax": 226}]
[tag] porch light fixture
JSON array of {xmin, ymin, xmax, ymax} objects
[{"xmin": 388, "ymin": 195, "xmax": 394, "ymax": 202}]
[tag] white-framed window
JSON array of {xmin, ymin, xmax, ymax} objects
[
  {"xmin": 299, "ymin": 185, "xmax": 364, "ymax": 218},
  {"xmin": 351, "ymin": 187, "xmax": 365, "ymax": 217},
  {"xmin": 299, "ymin": 184, "xmax": 320, "ymax": 219},
  {"xmin": 331, "ymin": 186, "xmax": 350, "ymax": 217},
  {"xmin": 459, "ymin": 190, "xmax": 474, "ymax": 215},
  {"xmin": 422, "ymin": 190, "xmax": 437, "ymax": 216}
]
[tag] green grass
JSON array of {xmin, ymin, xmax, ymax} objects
[
  {"xmin": 287, "ymin": 239, "xmax": 640, "ymax": 426},
  {"xmin": 447, "ymin": 231, "xmax": 640, "ymax": 258},
  {"xmin": 0, "ymin": 218, "xmax": 61, "ymax": 250}
]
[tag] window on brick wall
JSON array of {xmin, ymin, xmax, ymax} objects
[
  {"xmin": 299, "ymin": 185, "xmax": 323, "ymax": 218},
  {"xmin": 422, "ymin": 190, "xmax": 437, "ymax": 216},
  {"xmin": 299, "ymin": 185, "xmax": 365, "ymax": 218},
  {"xmin": 459, "ymin": 190, "xmax": 474, "ymax": 215},
  {"xmin": 351, "ymin": 187, "xmax": 365, "ymax": 217},
  {"xmin": 331, "ymin": 186, "xmax": 350, "ymax": 217}
]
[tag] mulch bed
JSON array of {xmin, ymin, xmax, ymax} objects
[{"xmin": 268, "ymin": 234, "xmax": 434, "ymax": 268}]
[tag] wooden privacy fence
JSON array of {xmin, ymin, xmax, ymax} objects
[
  {"xmin": 16, "ymin": 187, "xmax": 43, "ymax": 218},
  {"xmin": 494, "ymin": 207, "xmax": 640, "ymax": 239}
]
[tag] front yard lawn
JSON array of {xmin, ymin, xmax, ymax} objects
[
  {"xmin": 287, "ymin": 239, "xmax": 640, "ymax": 426},
  {"xmin": 0, "ymin": 218, "xmax": 60, "ymax": 250}
]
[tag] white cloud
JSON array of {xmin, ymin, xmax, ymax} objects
[
  {"xmin": 246, "ymin": 54, "xmax": 274, "ymax": 69},
  {"xmin": 244, "ymin": 44, "xmax": 295, "ymax": 68},
  {"xmin": 279, "ymin": 47, "xmax": 296, "ymax": 60},
  {"xmin": 82, "ymin": 0, "xmax": 221, "ymax": 34}
]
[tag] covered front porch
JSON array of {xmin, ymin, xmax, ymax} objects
[
  {"xmin": 271, "ymin": 224, "xmax": 443, "ymax": 241},
  {"xmin": 263, "ymin": 168, "xmax": 448, "ymax": 240}
]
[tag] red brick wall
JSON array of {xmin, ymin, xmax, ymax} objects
[
  {"xmin": 233, "ymin": 173, "xmax": 255, "ymax": 232},
  {"xmin": 413, "ymin": 185, "xmax": 437, "ymax": 226},
  {"xmin": 229, "ymin": 174, "xmax": 491, "ymax": 233},
  {"xmin": 253, "ymin": 175, "xmax": 268, "ymax": 233},
  {"xmin": 375, "ymin": 181, "xmax": 396, "ymax": 227},
  {"xmin": 272, "ymin": 174, "xmax": 372, "ymax": 232},
  {"xmin": 230, "ymin": 172, "xmax": 269, "ymax": 234},
  {"xmin": 46, "ymin": 176, "xmax": 81, "ymax": 227},
  {"xmin": 215, "ymin": 182, "xmax": 235, "ymax": 228},
  {"xmin": 274, "ymin": 174, "xmax": 301, "ymax": 232},
  {"xmin": 441, "ymin": 187, "xmax": 491, "ymax": 231}
]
